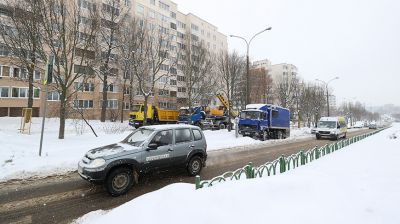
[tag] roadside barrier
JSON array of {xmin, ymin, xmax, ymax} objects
[{"xmin": 195, "ymin": 129, "xmax": 386, "ymax": 190}]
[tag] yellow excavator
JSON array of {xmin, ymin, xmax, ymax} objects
[{"xmin": 216, "ymin": 93, "xmax": 238, "ymax": 118}]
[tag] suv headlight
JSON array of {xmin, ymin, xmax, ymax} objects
[{"xmin": 87, "ymin": 158, "xmax": 106, "ymax": 169}]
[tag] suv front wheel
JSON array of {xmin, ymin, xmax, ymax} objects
[
  {"xmin": 105, "ymin": 167, "xmax": 134, "ymax": 196},
  {"xmin": 187, "ymin": 156, "xmax": 203, "ymax": 176}
]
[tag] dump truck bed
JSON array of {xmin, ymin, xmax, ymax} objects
[{"xmin": 157, "ymin": 109, "xmax": 178, "ymax": 122}]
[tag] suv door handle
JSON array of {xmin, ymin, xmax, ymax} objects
[
  {"xmin": 189, "ymin": 145, "xmax": 195, "ymax": 148},
  {"xmin": 168, "ymin": 148, "xmax": 174, "ymax": 152}
]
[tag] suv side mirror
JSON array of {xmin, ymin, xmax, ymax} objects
[
  {"xmin": 337, "ymin": 125, "xmax": 340, "ymax": 129},
  {"xmin": 147, "ymin": 143, "xmax": 158, "ymax": 150}
]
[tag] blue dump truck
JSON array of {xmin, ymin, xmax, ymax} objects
[
  {"xmin": 238, "ymin": 104, "xmax": 290, "ymax": 141},
  {"xmin": 178, "ymin": 107, "xmax": 207, "ymax": 126},
  {"xmin": 177, "ymin": 106, "xmax": 229, "ymax": 130}
]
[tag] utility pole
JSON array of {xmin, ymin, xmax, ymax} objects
[
  {"xmin": 316, "ymin": 76, "xmax": 339, "ymax": 117},
  {"xmin": 230, "ymin": 27, "xmax": 272, "ymax": 105},
  {"xmin": 39, "ymin": 56, "xmax": 54, "ymax": 156}
]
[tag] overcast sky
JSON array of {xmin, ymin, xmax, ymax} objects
[{"xmin": 173, "ymin": 0, "xmax": 400, "ymax": 107}]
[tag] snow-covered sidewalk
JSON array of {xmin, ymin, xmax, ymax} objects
[
  {"xmin": 0, "ymin": 117, "xmax": 312, "ymax": 182},
  {"xmin": 74, "ymin": 124, "xmax": 400, "ymax": 224}
]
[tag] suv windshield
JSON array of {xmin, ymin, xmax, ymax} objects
[
  {"xmin": 131, "ymin": 105, "xmax": 141, "ymax": 112},
  {"xmin": 240, "ymin": 111, "xmax": 260, "ymax": 120},
  {"xmin": 318, "ymin": 121, "xmax": 336, "ymax": 129},
  {"xmin": 122, "ymin": 128, "xmax": 154, "ymax": 146}
]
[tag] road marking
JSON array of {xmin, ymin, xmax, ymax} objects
[{"xmin": 0, "ymin": 189, "xmax": 88, "ymax": 214}]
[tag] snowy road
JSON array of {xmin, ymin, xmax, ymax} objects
[{"xmin": 0, "ymin": 128, "xmax": 373, "ymax": 224}]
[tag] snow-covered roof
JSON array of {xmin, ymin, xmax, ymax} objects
[
  {"xmin": 320, "ymin": 117, "xmax": 339, "ymax": 122},
  {"xmin": 246, "ymin": 104, "xmax": 268, "ymax": 110},
  {"xmin": 141, "ymin": 124, "xmax": 199, "ymax": 130}
]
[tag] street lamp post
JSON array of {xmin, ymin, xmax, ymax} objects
[
  {"xmin": 315, "ymin": 77, "xmax": 339, "ymax": 116},
  {"xmin": 230, "ymin": 27, "xmax": 272, "ymax": 105}
]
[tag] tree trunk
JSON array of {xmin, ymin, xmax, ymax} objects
[
  {"xmin": 27, "ymin": 65, "xmax": 34, "ymax": 108},
  {"xmin": 120, "ymin": 79, "xmax": 127, "ymax": 123},
  {"xmin": 58, "ymin": 96, "xmax": 66, "ymax": 139},
  {"xmin": 100, "ymin": 75, "xmax": 108, "ymax": 122}
]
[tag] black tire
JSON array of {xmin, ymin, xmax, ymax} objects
[
  {"xmin": 261, "ymin": 130, "xmax": 268, "ymax": 141},
  {"xmin": 187, "ymin": 156, "xmax": 203, "ymax": 176},
  {"xmin": 219, "ymin": 123, "xmax": 226, "ymax": 130},
  {"xmin": 105, "ymin": 167, "xmax": 134, "ymax": 197},
  {"xmin": 343, "ymin": 133, "xmax": 347, "ymax": 139},
  {"xmin": 316, "ymin": 134, "xmax": 321, "ymax": 140}
]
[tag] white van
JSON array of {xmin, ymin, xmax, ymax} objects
[{"xmin": 316, "ymin": 117, "xmax": 347, "ymax": 140}]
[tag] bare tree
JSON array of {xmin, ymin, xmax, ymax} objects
[
  {"xmin": 310, "ymin": 84, "xmax": 326, "ymax": 126},
  {"xmin": 117, "ymin": 18, "xmax": 137, "ymax": 123},
  {"xmin": 96, "ymin": 0, "xmax": 129, "ymax": 122},
  {"xmin": 179, "ymin": 34, "xmax": 215, "ymax": 123},
  {"xmin": 130, "ymin": 19, "xmax": 176, "ymax": 126},
  {"xmin": 217, "ymin": 50, "xmax": 246, "ymax": 129},
  {"xmin": 0, "ymin": 0, "xmax": 46, "ymax": 109},
  {"xmin": 274, "ymin": 73, "xmax": 299, "ymax": 108},
  {"xmin": 39, "ymin": 0, "xmax": 98, "ymax": 139}
]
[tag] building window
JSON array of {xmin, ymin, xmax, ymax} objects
[
  {"xmin": 170, "ymin": 22, "xmax": 176, "ymax": 30},
  {"xmin": 34, "ymin": 70, "xmax": 41, "ymax": 80},
  {"xmin": 158, "ymin": 89, "xmax": 169, "ymax": 96},
  {"xmin": 170, "ymin": 12, "xmax": 176, "ymax": 19},
  {"xmin": 123, "ymin": 102, "xmax": 130, "ymax": 110},
  {"xmin": 191, "ymin": 24, "xmax": 199, "ymax": 31},
  {"xmin": 177, "ymin": 76, "xmax": 185, "ymax": 82},
  {"xmin": 34, "ymin": 88, "xmax": 40, "ymax": 98},
  {"xmin": 100, "ymin": 100, "xmax": 118, "ymax": 109},
  {"xmin": 160, "ymin": 64, "xmax": 169, "ymax": 71},
  {"xmin": 159, "ymin": 76, "xmax": 169, "ymax": 84},
  {"xmin": 136, "ymin": 4, "xmax": 144, "ymax": 15},
  {"xmin": 100, "ymin": 83, "xmax": 118, "ymax": 93},
  {"xmin": 170, "ymin": 79, "xmax": 177, "ymax": 86},
  {"xmin": 170, "ymin": 91, "xmax": 177, "ymax": 97},
  {"xmin": 123, "ymin": 86, "xmax": 130, "ymax": 95},
  {"xmin": 177, "ymin": 21, "xmax": 186, "ymax": 29},
  {"xmin": 47, "ymin": 91, "xmax": 60, "ymax": 101},
  {"xmin": 74, "ymin": 100, "xmax": 93, "ymax": 109},
  {"xmin": 159, "ymin": 1, "xmax": 169, "ymax": 11},
  {"xmin": 12, "ymin": 87, "xmax": 25, "ymax": 98},
  {"xmin": 169, "ymin": 67, "xmax": 177, "ymax": 74},
  {"xmin": 74, "ymin": 82, "xmax": 94, "ymax": 92},
  {"xmin": 1, "ymin": 66, "xmax": 10, "ymax": 77},
  {"xmin": 0, "ymin": 87, "xmax": 9, "ymax": 97},
  {"xmin": 178, "ymin": 87, "xmax": 186, "ymax": 93}
]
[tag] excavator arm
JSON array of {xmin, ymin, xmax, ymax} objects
[{"xmin": 216, "ymin": 93, "xmax": 238, "ymax": 118}]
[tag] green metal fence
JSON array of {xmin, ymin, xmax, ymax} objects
[{"xmin": 195, "ymin": 129, "xmax": 386, "ymax": 190}]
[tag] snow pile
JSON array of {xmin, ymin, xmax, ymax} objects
[
  {"xmin": 74, "ymin": 124, "xmax": 400, "ymax": 224},
  {"xmin": 0, "ymin": 117, "xmax": 312, "ymax": 182},
  {"xmin": 0, "ymin": 117, "xmax": 131, "ymax": 182},
  {"xmin": 206, "ymin": 127, "xmax": 312, "ymax": 151}
]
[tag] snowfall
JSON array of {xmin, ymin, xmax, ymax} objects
[
  {"xmin": 73, "ymin": 123, "xmax": 400, "ymax": 224},
  {"xmin": 0, "ymin": 117, "xmax": 315, "ymax": 182}
]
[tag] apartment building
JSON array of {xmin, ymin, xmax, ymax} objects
[{"xmin": 0, "ymin": 0, "xmax": 227, "ymax": 119}]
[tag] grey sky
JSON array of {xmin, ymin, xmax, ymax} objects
[{"xmin": 173, "ymin": 0, "xmax": 400, "ymax": 107}]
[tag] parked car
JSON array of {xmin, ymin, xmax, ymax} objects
[
  {"xmin": 311, "ymin": 126, "xmax": 317, "ymax": 134},
  {"xmin": 315, "ymin": 116, "xmax": 347, "ymax": 140},
  {"xmin": 353, "ymin": 121, "xmax": 364, "ymax": 128},
  {"xmin": 78, "ymin": 124, "xmax": 207, "ymax": 196},
  {"xmin": 369, "ymin": 123, "xmax": 377, "ymax": 129}
]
